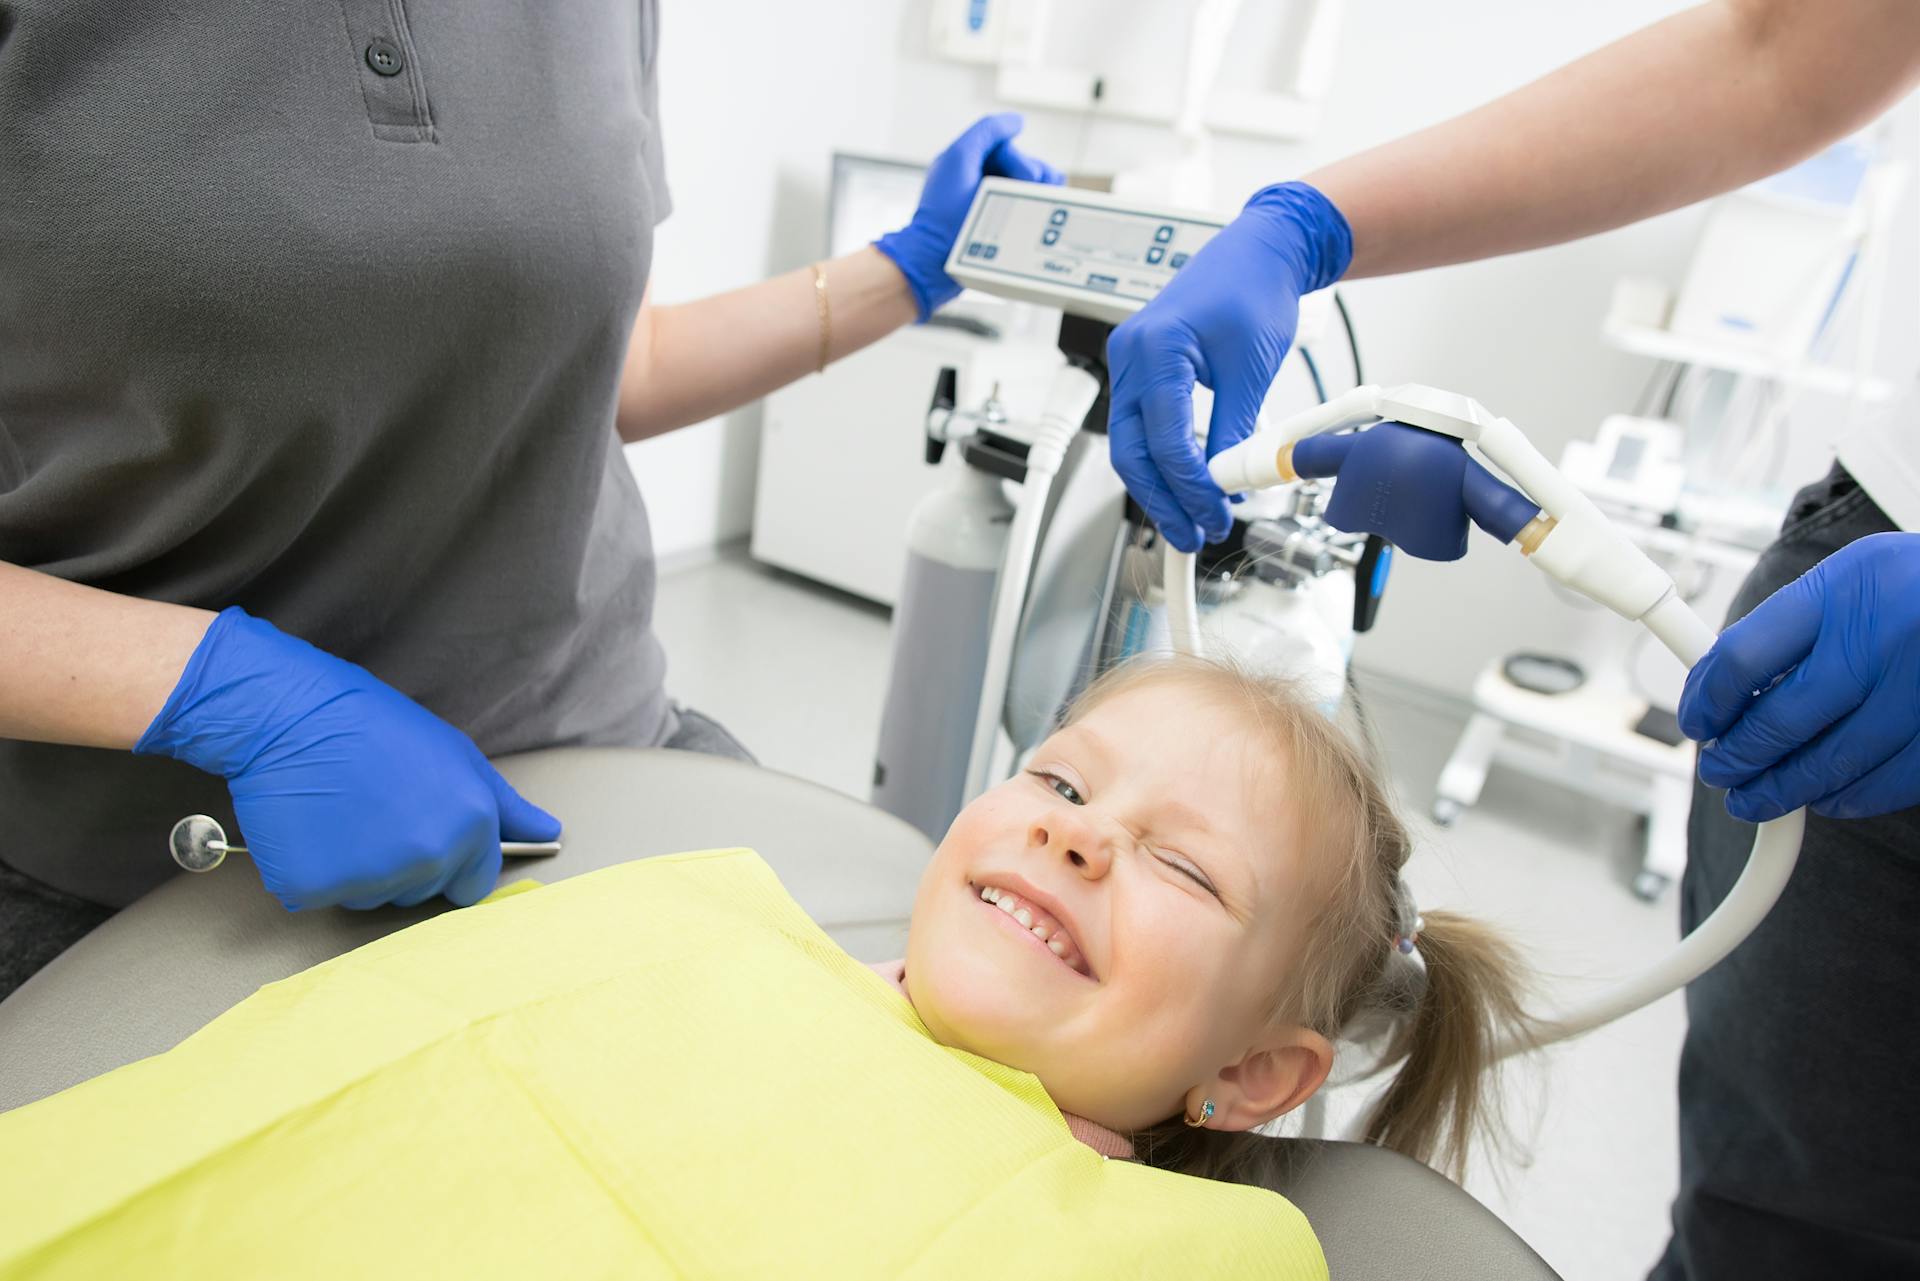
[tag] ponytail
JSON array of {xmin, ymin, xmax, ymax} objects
[{"xmin": 1362, "ymin": 910, "xmax": 1533, "ymax": 1179}]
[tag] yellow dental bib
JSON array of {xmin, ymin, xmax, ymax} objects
[{"xmin": 0, "ymin": 849, "xmax": 1324, "ymax": 1279}]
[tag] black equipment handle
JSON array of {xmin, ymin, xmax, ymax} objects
[
  {"xmin": 925, "ymin": 366, "xmax": 959, "ymax": 465},
  {"xmin": 1353, "ymin": 534, "xmax": 1393, "ymax": 634}
]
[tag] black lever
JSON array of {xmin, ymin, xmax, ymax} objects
[{"xmin": 925, "ymin": 366, "xmax": 959, "ymax": 465}]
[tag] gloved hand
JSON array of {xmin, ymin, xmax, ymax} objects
[
  {"xmin": 1106, "ymin": 182, "xmax": 1353, "ymax": 552},
  {"xmin": 874, "ymin": 113, "xmax": 1063, "ymax": 322},
  {"xmin": 136, "ymin": 608, "xmax": 562, "ymax": 911},
  {"xmin": 1680, "ymin": 531, "xmax": 1920, "ymax": 822}
]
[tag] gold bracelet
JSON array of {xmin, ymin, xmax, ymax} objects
[{"xmin": 810, "ymin": 262, "xmax": 832, "ymax": 374}]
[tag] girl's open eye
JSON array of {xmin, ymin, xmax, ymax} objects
[{"xmin": 1027, "ymin": 770, "xmax": 1085, "ymax": 806}]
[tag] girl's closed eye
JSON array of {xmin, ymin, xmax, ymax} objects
[{"xmin": 1155, "ymin": 848, "xmax": 1222, "ymax": 901}]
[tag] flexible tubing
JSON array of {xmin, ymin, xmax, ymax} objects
[
  {"xmin": 1498, "ymin": 587, "xmax": 1804, "ymax": 1057},
  {"xmin": 1164, "ymin": 546, "xmax": 1204, "ymax": 656},
  {"xmin": 1511, "ymin": 815, "xmax": 1803, "ymax": 1056},
  {"xmin": 1641, "ymin": 588, "xmax": 1718, "ymax": 666},
  {"xmin": 964, "ymin": 475, "xmax": 1055, "ymax": 799},
  {"xmin": 962, "ymin": 367, "xmax": 1102, "ymax": 803}
]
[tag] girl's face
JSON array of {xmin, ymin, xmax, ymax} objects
[{"xmin": 903, "ymin": 681, "xmax": 1334, "ymax": 1134}]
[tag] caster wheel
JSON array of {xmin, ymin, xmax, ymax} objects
[
  {"xmin": 1632, "ymin": 870, "xmax": 1671, "ymax": 902},
  {"xmin": 1431, "ymin": 797, "xmax": 1463, "ymax": 828}
]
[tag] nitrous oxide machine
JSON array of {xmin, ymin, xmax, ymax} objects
[{"xmin": 871, "ymin": 179, "xmax": 1387, "ymax": 843}]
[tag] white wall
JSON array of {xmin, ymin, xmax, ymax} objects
[
  {"xmin": 641, "ymin": 0, "xmax": 1919, "ymax": 699},
  {"xmin": 631, "ymin": 2, "xmax": 903, "ymax": 559}
]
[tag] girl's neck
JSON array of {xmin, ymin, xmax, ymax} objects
[{"xmin": 867, "ymin": 959, "xmax": 1135, "ymax": 1162}]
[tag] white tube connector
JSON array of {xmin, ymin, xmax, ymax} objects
[
  {"xmin": 1208, "ymin": 384, "xmax": 1384, "ymax": 493},
  {"xmin": 1524, "ymin": 512, "xmax": 1675, "ymax": 621},
  {"xmin": 1025, "ymin": 362, "xmax": 1101, "ymax": 476},
  {"xmin": 1470, "ymin": 415, "xmax": 1672, "ymax": 622}
]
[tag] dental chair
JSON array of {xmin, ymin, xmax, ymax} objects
[{"xmin": 0, "ymin": 748, "xmax": 1559, "ymax": 1280}]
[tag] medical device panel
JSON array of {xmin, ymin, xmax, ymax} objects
[{"xmin": 945, "ymin": 178, "xmax": 1226, "ymax": 323}]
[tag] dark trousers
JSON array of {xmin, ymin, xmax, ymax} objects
[
  {"xmin": 1651, "ymin": 466, "xmax": 1920, "ymax": 1279},
  {"xmin": 0, "ymin": 702, "xmax": 756, "ymax": 1005}
]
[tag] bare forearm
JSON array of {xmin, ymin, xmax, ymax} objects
[
  {"xmin": 0, "ymin": 562, "xmax": 213, "ymax": 749},
  {"xmin": 616, "ymin": 248, "xmax": 918, "ymax": 442},
  {"xmin": 1313, "ymin": 0, "xmax": 1920, "ymax": 279}
]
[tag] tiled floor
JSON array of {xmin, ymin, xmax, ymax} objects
[{"xmin": 656, "ymin": 550, "xmax": 1683, "ymax": 1281}]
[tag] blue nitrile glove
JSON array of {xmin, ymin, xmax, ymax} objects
[
  {"xmin": 1106, "ymin": 182, "xmax": 1353, "ymax": 552},
  {"xmin": 1680, "ymin": 532, "xmax": 1920, "ymax": 822},
  {"xmin": 135, "ymin": 608, "xmax": 562, "ymax": 911},
  {"xmin": 874, "ymin": 113, "xmax": 1063, "ymax": 321}
]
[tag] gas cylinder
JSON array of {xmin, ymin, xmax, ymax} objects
[{"xmin": 871, "ymin": 461, "xmax": 1015, "ymax": 843}]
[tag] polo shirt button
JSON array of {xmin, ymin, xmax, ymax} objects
[{"xmin": 365, "ymin": 38, "xmax": 405, "ymax": 77}]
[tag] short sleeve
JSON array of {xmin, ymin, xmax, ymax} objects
[{"xmin": 638, "ymin": 0, "xmax": 671, "ymax": 223}]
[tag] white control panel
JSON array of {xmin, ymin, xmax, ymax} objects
[{"xmin": 944, "ymin": 179, "xmax": 1228, "ymax": 325}]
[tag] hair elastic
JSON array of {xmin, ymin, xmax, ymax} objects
[{"xmin": 1392, "ymin": 878, "xmax": 1424, "ymax": 955}]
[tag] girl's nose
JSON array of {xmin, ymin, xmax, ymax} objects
[{"xmin": 1029, "ymin": 810, "xmax": 1116, "ymax": 878}]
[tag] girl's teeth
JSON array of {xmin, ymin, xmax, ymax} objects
[{"xmin": 975, "ymin": 883, "xmax": 1086, "ymax": 975}]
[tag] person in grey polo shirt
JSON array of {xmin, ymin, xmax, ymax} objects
[{"xmin": 0, "ymin": 0, "xmax": 1060, "ymax": 999}]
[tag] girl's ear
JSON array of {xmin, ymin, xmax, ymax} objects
[{"xmin": 1202, "ymin": 1027, "xmax": 1334, "ymax": 1131}]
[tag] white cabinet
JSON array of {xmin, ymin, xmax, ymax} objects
[{"xmin": 750, "ymin": 324, "xmax": 1063, "ymax": 605}]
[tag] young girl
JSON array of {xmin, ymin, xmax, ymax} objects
[
  {"xmin": 895, "ymin": 652, "xmax": 1531, "ymax": 1182},
  {"xmin": 0, "ymin": 655, "xmax": 1530, "ymax": 1277}
]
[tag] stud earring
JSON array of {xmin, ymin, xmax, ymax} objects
[{"xmin": 1184, "ymin": 1097, "xmax": 1215, "ymax": 1128}]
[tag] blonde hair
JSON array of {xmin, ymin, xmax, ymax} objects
[{"xmin": 1061, "ymin": 654, "xmax": 1532, "ymax": 1182}]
